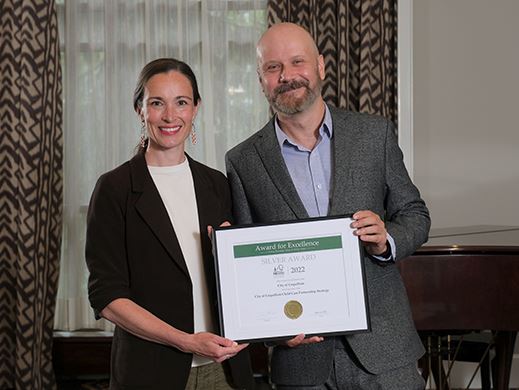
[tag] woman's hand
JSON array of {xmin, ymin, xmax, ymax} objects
[{"xmin": 179, "ymin": 332, "xmax": 248, "ymax": 362}]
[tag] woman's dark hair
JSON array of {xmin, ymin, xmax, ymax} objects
[{"xmin": 133, "ymin": 58, "xmax": 201, "ymax": 112}]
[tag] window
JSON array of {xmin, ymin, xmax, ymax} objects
[{"xmin": 54, "ymin": 0, "xmax": 268, "ymax": 330}]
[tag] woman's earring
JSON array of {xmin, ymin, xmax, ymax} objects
[
  {"xmin": 191, "ymin": 122, "xmax": 197, "ymax": 145},
  {"xmin": 140, "ymin": 121, "xmax": 147, "ymax": 148}
]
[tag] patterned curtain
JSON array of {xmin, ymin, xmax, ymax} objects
[
  {"xmin": 0, "ymin": 0, "xmax": 63, "ymax": 389},
  {"xmin": 267, "ymin": 0, "xmax": 398, "ymax": 125}
]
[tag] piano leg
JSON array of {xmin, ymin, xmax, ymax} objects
[
  {"xmin": 480, "ymin": 350, "xmax": 491, "ymax": 390},
  {"xmin": 492, "ymin": 331, "xmax": 517, "ymax": 390},
  {"xmin": 419, "ymin": 334, "xmax": 451, "ymax": 390},
  {"xmin": 419, "ymin": 332, "xmax": 497, "ymax": 390}
]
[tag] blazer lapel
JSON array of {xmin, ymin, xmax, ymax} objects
[
  {"xmin": 130, "ymin": 153, "xmax": 190, "ymax": 278},
  {"xmin": 328, "ymin": 107, "xmax": 356, "ymax": 216},
  {"xmin": 254, "ymin": 120, "xmax": 309, "ymax": 219},
  {"xmin": 188, "ymin": 156, "xmax": 215, "ymax": 271}
]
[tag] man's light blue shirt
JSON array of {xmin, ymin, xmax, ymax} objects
[
  {"xmin": 275, "ymin": 105, "xmax": 395, "ymax": 260},
  {"xmin": 275, "ymin": 106, "xmax": 333, "ymax": 218}
]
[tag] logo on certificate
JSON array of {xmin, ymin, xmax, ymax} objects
[
  {"xmin": 273, "ymin": 264, "xmax": 285, "ymax": 277},
  {"xmin": 284, "ymin": 300, "xmax": 303, "ymax": 319}
]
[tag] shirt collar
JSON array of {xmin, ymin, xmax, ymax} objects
[{"xmin": 274, "ymin": 104, "xmax": 333, "ymax": 150}]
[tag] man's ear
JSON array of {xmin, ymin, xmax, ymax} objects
[
  {"xmin": 257, "ymin": 71, "xmax": 266, "ymax": 94},
  {"xmin": 257, "ymin": 69, "xmax": 263, "ymax": 85},
  {"xmin": 318, "ymin": 54, "xmax": 325, "ymax": 80}
]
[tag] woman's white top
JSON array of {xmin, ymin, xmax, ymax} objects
[{"xmin": 148, "ymin": 158, "xmax": 213, "ymax": 367}]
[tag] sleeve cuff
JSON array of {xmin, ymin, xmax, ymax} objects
[{"xmin": 370, "ymin": 233, "xmax": 396, "ymax": 262}]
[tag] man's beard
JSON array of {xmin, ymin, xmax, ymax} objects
[{"xmin": 267, "ymin": 78, "xmax": 321, "ymax": 115}]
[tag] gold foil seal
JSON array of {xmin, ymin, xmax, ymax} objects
[{"xmin": 284, "ymin": 300, "xmax": 303, "ymax": 319}]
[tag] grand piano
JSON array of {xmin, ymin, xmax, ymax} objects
[{"xmin": 397, "ymin": 226, "xmax": 519, "ymax": 389}]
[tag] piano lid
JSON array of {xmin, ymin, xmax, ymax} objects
[
  {"xmin": 400, "ymin": 226, "xmax": 519, "ymax": 330},
  {"xmin": 418, "ymin": 225, "xmax": 519, "ymax": 254}
]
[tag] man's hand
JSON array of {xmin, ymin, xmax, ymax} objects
[
  {"xmin": 282, "ymin": 334, "xmax": 323, "ymax": 348},
  {"xmin": 351, "ymin": 210, "xmax": 388, "ymax": 256},
  {"xmin": 207, "ymin": 221, "xmax": 231, "ymax": 238}
]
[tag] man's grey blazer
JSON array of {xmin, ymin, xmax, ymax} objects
[{"xmin": 225, "ymin": 106, "xmax": 430, "ymax": 386}]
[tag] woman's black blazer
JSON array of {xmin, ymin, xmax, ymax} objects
[{"xmin": 86, "ymin": 152, "xmax": 253, "ymax": 390}]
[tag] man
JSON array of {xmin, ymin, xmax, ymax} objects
[{"xmin": 225, "ymin": 23, "xmax": 430, "ymax": 389}]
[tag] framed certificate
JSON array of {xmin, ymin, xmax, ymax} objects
[{"xmin": 212, "ymin": 216, "xmax": 370, "ymax": 343}]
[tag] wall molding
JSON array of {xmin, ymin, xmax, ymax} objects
[{"xmin": 397, "ymin": 0, "xmax": 414, "ymax": 179}]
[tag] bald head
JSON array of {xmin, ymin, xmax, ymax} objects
[
  {"xmin": 255, "ymin": 23, "xmax": 325, "ymax": 116},
  {"xmin": 257, "ymin": 23, "xmax": 319, "ymax": 65}
]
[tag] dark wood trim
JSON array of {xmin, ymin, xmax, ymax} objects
[{"xmin": 52, "ymin": 332, "xmax": 112, "ymax": 378}]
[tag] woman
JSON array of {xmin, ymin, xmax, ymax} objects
[{"xmin": 85, "ymin": 58, "xmax": 253, "ymax": 390}]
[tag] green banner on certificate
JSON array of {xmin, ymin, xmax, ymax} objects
[{"xmin": 233, "ymin": 235, "xmax": 342, "ymax": 258}]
